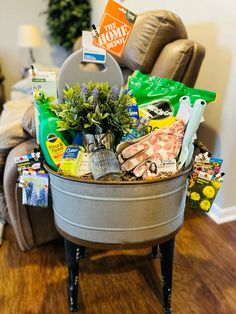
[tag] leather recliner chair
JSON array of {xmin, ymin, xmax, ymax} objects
[{"xmin": 3, "ymin": 10, "xmax": 205, "ymax": 251}]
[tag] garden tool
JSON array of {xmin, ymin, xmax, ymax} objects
[
  {"xmin": 178, "ymin": 99, "xmax": 206, "ymax": 170},
  {"xmin": 116, "ymin": 119, "xmax": 185, "ymax": 177},
  {"xmin": 176, "ymin": 95, "xmax": 192, "ymax": 124}
]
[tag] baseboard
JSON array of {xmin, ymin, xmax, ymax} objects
[{"xmin": 207, "ymin": 203, "xmax": 236, "ymax": 224}]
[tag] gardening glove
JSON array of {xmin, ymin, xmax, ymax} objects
[{"xmin": 117, "ymin": 119, "xmax": 185, "ymax": 177}]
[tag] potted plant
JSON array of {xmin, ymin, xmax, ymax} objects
[
  {"xmin": 50, "ymin": 81, "xmax": 133, "ymax": 150},
  {"xmin": 45, "ymin": 0, "xmax": 91, "ymax": 51}
]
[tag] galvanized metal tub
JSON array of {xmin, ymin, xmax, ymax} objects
[{"xmin": 46, "ymin": 165, "xmax": 191, "ymax": 245}]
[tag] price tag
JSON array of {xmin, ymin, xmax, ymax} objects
[{"xmin": 82, "ymin": 31, "xmax": 106, "ymax": 64}]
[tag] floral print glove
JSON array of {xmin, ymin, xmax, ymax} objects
[{"xmin": 116, "ymin": 119, "xmax": 185, "ymax": 177}]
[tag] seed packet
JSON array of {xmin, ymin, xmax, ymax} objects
[
  {"xmin": 14, "ymin": 150, "xmax": 44, "ymax": 176},
  {"xmin": 93, "ymin": 0, "xmax": 137, "ymax": 57},
  {"xmin": 186, "ymin": 154, "xmax": 224, "ymax": 212},
  {"xmin": 190, "ymin": 156, "xmax": 223, "ymax": 181},
  {"xmin": 21, "ymin": 171, "xmax": 49, "ymax": 207},
  {"xmin": 186, "ymin": 178, "xmax": 222, "ymax": 212}
]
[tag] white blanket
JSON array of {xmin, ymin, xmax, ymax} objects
[{"xmin": 0, "ymin": 98, "xmax": 32, "ymax": 149}]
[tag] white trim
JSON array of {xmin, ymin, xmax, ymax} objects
[{"xmin": 207, "ymin": 203, "xmax": 236, "ymax": 224}]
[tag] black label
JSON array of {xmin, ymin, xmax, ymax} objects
[{"xmin": 146, "ymin": 100, "xmax": 173, "ymax": 120}]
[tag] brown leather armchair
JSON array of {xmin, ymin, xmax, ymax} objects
[{"xmin": 4, "ymin": 10, "xmax": 205, "ymax": 251}]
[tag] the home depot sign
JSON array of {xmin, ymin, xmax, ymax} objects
[
  {"xmin": 93, "ymin": 0, "xmax": 136, "ymax": 57},
  {"xmin": 98, "ymin": 22, "xmax": 130, "ymax": 50}
]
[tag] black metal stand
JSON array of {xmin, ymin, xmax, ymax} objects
[
  {"xmin": 151, "ymin": 245, "xmax": 159, "ymax": 258},
  {"xmin": 64, "ymin": 238, "xmax": 175, "ymax": 313},
  {"xmin": 159, "ymin": 238, "xmax": 175, "ymax": 314},
  {"xmin": 64, "ymin": 239, "xmax": 85, "ymax": 312}
]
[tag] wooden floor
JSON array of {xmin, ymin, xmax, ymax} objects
[{"xmin": 1, "ymin": 208, "xmax": 236, "ymax": 314}]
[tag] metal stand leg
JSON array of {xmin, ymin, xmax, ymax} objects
[
  {"xmin": 80, "ymin": 246, "xmax": 86, "ymax": 259},
  {"xmin": 64, "ymin": 239, "xmax": 85, "ymax": 312},
  {"xmin": 159, "ymin": 238, "xmax": 175, "ymax": 314},
  {"xmin": 151, "ymin": 245, "xmax": 159, "ymax": 258}
]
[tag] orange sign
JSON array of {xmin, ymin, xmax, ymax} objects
[{"xmin": 93, "ymin": 0, "xmax": 136, "ymax": 57}]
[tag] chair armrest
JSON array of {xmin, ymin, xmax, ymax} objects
[
  {"xmin": 4, "ymin": 138, "xmax": 60, "ymax": 251},
  {"xmin": 180, "ymin": 41, "xmax": 205, "ymax": 87},
  {"xmin": 4, "ymin": 139, "xmax": 37, "ymax": 251},
  {"xmin": 150, "ymin": 39, "xmax": 205, "ymax": 87}
]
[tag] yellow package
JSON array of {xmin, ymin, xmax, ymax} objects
[{"xmin": 58, "ymin": 146, "xmax": 84, "ymax": 177}]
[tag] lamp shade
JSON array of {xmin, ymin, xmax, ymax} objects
[{"xmin": 17, "ymin": 24, "xmax": 42, "ymax": 47}]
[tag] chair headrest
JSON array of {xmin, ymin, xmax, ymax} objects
[{"xmin": 117, "ymin": 10, "xmax": 187, "ymax": 73}]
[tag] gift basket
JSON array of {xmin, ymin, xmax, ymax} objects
[
  {"xmin": 13, "ymin": 2, "xmax": 222, "ymax": 313},
  {"xmin": 35, "ymin": 53, "xmax": 219, "ymax": 312},
  {"xmin": 14, "ymin": 47, "xmax": 220, "ymax": 314}
]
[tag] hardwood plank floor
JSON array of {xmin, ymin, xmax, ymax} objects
[{"xmin": 0, "ymin": 208, "xmax": 235, "ymax": 314}]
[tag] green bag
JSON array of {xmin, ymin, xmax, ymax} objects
[{"xmin": 128, "ymin": 71, "xmax": 216, "ymax": 129}]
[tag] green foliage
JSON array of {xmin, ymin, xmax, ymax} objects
[
  {"xmin": 50, "ymin": 82, "xmax": 133, "ymax": 134},
  {"xmin": 45, "ymin": 0, "xmax": 91, "ymax": 50}
]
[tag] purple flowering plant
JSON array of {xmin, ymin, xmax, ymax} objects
[{"xmin": 50, "ymin": 81, "xmax": 133, "ymax": 134}]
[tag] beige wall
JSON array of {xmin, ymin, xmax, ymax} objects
[
  {"xmin": 0, "ymin": 0, "xmax": 68, "ymax": 99},
  {"xmin": 1, "ymin": 0, "xmax": 235, "ymax": 220}
]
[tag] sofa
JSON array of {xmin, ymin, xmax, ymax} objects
[{"xmin": 3, "ymin": 10, "xmax": 206, "ymax": 251}]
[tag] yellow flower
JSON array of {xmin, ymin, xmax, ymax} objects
[
  {"xmin": 190, "ymin": 192, "xmax": 200, "ymax": 201},
  {"xmin": 200, "ymin": 199, "xmax": 211, "ymax": 211},
  {"xmin": 202, "ymin": 186, "xmax": 215, "ymax": 199},
  {"xmin": 211, "ymin": 180, "xmax": 221, "ymax": 190},
  {"xmin": 189, "ymin": 179, "xmax": 195, "ymax": 188}
]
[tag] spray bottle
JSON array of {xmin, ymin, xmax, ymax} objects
[{"xmin": 34, "ymin": 90, "xmax": 73, "ymax": 171}]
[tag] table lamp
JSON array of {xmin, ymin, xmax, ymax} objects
[{"xmin": 17, "ymin": 24, "xmax": 42, "ymax": 64}]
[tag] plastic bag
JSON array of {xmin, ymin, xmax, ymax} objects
[{"xmin": 128, "ymin": 71, "xmax": 216, "ymax": 129}]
